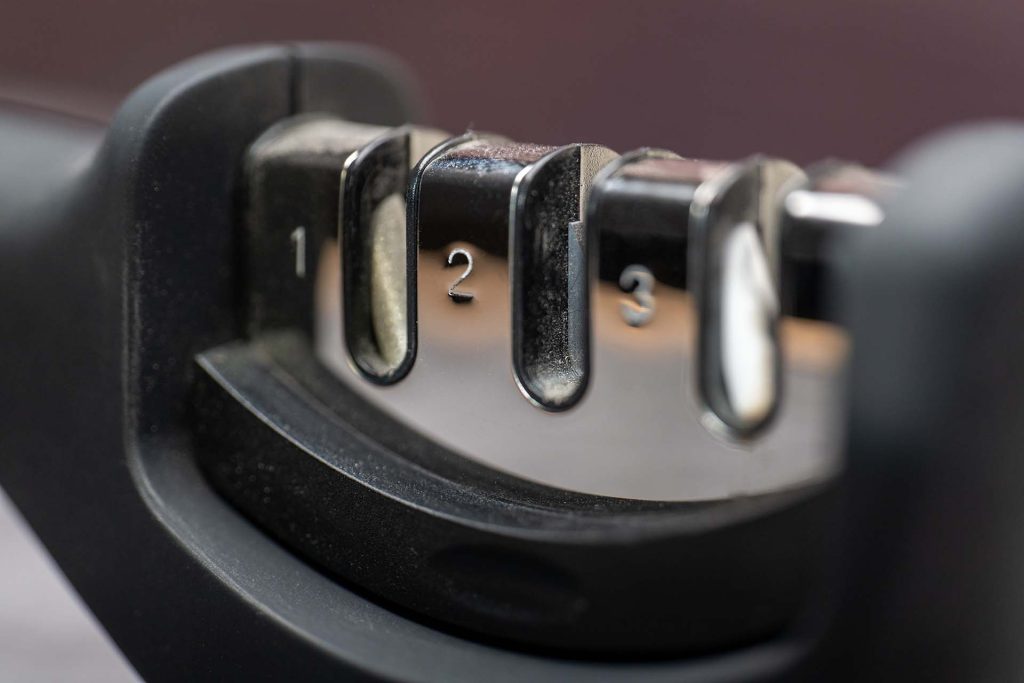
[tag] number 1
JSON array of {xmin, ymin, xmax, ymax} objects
[{"xmin": 291, "ymin": 227, "xmax": 306, "ymax": 279}]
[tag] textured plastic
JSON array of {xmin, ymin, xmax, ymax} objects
[{"xmin": 0, "ymin": 44, "xmax": 826, "ymax": 681}]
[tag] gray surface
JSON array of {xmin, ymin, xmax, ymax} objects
[{"xmin": 0, "ymin": 488, "xmax": 137, "ymax": 682}]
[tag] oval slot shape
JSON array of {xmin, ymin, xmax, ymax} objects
[
  {"xmin": 340, "ymin": 127, "xmax": 446, "ymax": 384},
  {"xmin": 689, "ymin": 158, "xmax": 806, "ymax": 440},
  {"xmin": 511, "ymin": 144, "xmax": 618, "ymax": 411}
]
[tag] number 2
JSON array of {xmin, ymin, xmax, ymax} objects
[{"xmin": 446, "ymin": 248, "xmax": 475, "ymax": 303}]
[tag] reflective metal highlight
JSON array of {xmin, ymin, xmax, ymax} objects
[
  {"xmin": 689, "ymin": 158, "xmax": 806, "ymax": 440},
  {"xmin": 339, "ymin": 125, "xmax": 448, "ymax": 383}
]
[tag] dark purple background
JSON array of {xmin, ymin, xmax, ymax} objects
[{"xmin": 1, "ymin": 1, "xmax": 1021, "ymax": 166}]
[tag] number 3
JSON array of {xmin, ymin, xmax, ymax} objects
[{"xmin": 619, "ymin": 264, "xmax": 655, "ymax": 327}]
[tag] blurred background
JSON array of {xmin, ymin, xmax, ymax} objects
[
  {"xmin": 4, "ymin": 0, "xmax": 1024, "ymax": 165},
  {"xmin": 1, "ymin": 1, "xmax": 1022, "ymax": 679}
]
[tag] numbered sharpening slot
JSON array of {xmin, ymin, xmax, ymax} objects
[
  {"xmin": 583, "ymin": 150, "xmax": 844, "ymax": 496},
  {"xmin": 511, "ymin": 144, "xmax": 618, "ymax": 410},
  {"xmin": 340, "ymin": 126, "xmax": 449, "ymax": 383},
  {"xmin": 246, "ymin": 121, "xmax": 869, "ymax": 501},
  {"xmin": 245, "ymin": 115, "xmax": 397, "ymax": 337},
  {"xmin": 690, "ymin": 158, "xmax": 806, "ymax": 440}
]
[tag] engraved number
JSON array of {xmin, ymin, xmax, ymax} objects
[
  {"xmin": 618, "ymin": 264, "xmax": 655, "ymax": 326},
  {"xmin": 290, "ymin": 226, "xmax": 306, "ymax": 278},
  {"xmin": 446, "ymin": 248, "xmax": 475, "ymax": 303}
]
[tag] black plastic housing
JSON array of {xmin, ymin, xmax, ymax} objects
[
  {"xmin": 8, "ymin": 41, "xmax": 1024, "ymax": 683},
  {"xmin": 0, "ymin": 44, "xmax": 828, "ymax": 681}
]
